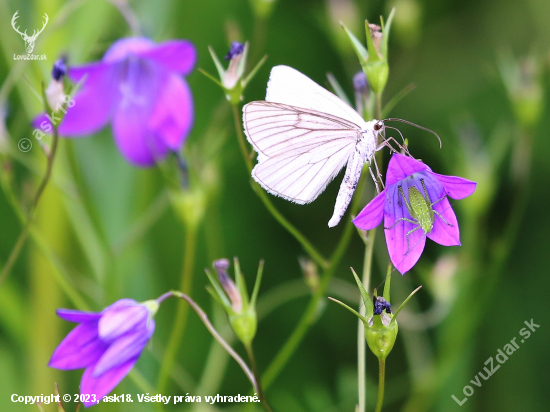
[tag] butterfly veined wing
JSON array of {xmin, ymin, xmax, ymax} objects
[
  {"xmin": 243, "ymin": 101, "xmax": 361, "ymax": 204},
  {"xmin": 266, "ymin": 65, "xmax": 367, "ymax": 129}
]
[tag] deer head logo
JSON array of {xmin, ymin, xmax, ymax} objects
[{"xmin": 11, "ymin": 11, "xmax": 49, "ymax": 54}]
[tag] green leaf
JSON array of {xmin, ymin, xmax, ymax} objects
[
  {"xmin": 250, "ymin": 259, "xmax": 264, "ymax": 307},
  {"xmin": 205, "ymin": 269, "xmax": 232, "ymax": 309},
  {"xmin": 208, "ymin": 45, "xmax": 226, "ymax": 79},
  {"xmin": 243, "ymin": 54, "xmax": 268, "ymax": 87},
  {"xmin": 198, "ymin": 68, "xmax": 224, "ymax": 87},
  {"xmin": 341, "ymin": 23, "xmax": 368, "ymax": 62},
  {"xmin": 383, "ymin": 263, "xmax": 392, "ymax": 303},
  {"xmin": 328, "ymin": 297, "xmax": 366, "ymax": 323},
  {"xmin": 364, "ymin": 19, "xmax": 382, "ymax": 63},
  {"xmin": 350, "ymin": 267, "xmax": 371, "ymax": 313},
  {"xmin": 233, "ymin": 257, "xmax": 249, "ymax": 307},
  {"xmin": 392, "ymin": 285, "xmax": 422, "ymax": 322},
  {"xmin": 382, "ymin": 83, "xmax": 415, "ymax": 117},
  {"xmin": 326, "ymin": 73, "xmax": 351, "ymax": 106},
  {"xmin": 380, "ymin": 8, "xmax": 396, "ymax": 59}
]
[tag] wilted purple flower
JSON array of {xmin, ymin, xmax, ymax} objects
[
  {"xmin": 373, "ymin": 296, "xmax": 391, "ymax": 315},
  {"xmin": 49, "ymin": 299, "xmax": 156, "ymax": 407},
  {"xmin": 353, "ymin": 154, "xmax": 476, "ymax": 274},
  {"xmin": 224, "ymin": 41, "xmax": 245, "ymax": 60},
  {"xmin": 34, "ymin": 37, "xmax": 196, "ymax": 167},
  {"xmin": 51, "ymin": 57, "xmax": 67, "ymax": 81}
]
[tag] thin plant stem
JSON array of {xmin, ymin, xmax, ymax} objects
[
  {"xmin": 231, "ymin": 103, "xmax": 328, "ymax": 268},
  {"xmin": 245, "ymin": 343, "xmax": 273, "ymax": 412},
  {"xmin": 358, "ymin": 227, "xmax": 376, "ymax": 412},
  {"xmin": 358, "ymin": 89, "xmax": 383, "ymax": 412},
  {"xmin": 172, "ymin": 291, "xmax": 257, "ymax": 391},
  {"xmin": 157, "ymin": 225, "xmax": 199, "ymax": 395},
  {"xmin": 261, "ymin": 184, "xmax": 363, "ymax": 388},
  {"xmin": 374, "ymin": 358, "xmax": 386, "ymax": 412},
  {"xmin": 0, "ymin": 124, "xmax": 60, "ymax": 287}
]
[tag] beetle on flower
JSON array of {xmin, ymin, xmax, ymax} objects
[{"xmin": 353, "ymin": 154, "xmax": 476, "ymax": 274}]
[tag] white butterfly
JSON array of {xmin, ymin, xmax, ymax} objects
[{"xmin": 243, "ymin": 65, "xmax": 386, "ymax": 227}]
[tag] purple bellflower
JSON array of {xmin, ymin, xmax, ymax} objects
[
  {"xmin": 353, "ymin": 154, "xmax": 476, "ymax": 274},
  {"xmin": 34, "ymin": 37, "xmax": 196, "ymax": 167},
  {"xmin": 49, "ymin": 299, "xmax": 157, "ymax": 407}
]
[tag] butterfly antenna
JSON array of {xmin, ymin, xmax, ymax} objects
[{"xmin": 385, "ymin": 118, "xmax": 442, "ymax": 149}]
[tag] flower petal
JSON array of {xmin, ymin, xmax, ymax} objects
[
  {"xmin": 53, "ymin": 62, "xmax": 119, "ymax": 136},
  {"xmin": 56, "ymin": 309, "xmax": 101, "ymax": 323},
  {"xmin": 111, "ymin": 60, "xmax": 170, "ymax": 166},
  {"xmin": 49, "ymin": 321, "xmax": 107, "ymax": 370},
  {"xmin": 93, "ymin": 321, "xmax": 154, "ymax": 376},
  {"xmin": 383, "ymin": 183, "xmax": 427, "ymax": 274},
  {"xmin": 385, "ymin": 154, "xmax": 428, "ymax": 186},
  {"xmin": 353, "ymin": 190, "xmax": 387, "ymax": 230},
  {"xmin": 80, "ymin": 358, "xmax": 138, "ymax": 406},
  {"xmin": 140, "ymin": 40, "xmax": 197, "ymax": 75},
  {"xmin": 427, "ymin": 196, "xmax": 460, "ymax": 246},
  {"xmin": 147, "ymin": 75, "xmax": 193, "ymax": 150},
  {"xmin": 429, "ymin": 172, "xmax": 477, "ymax": 199},
  {"xmin": 98, "ymin": 304, "xmax": 149, "ymax": 342},
  {"xmin": 102, "ymin": 37, "xmax": 156, "ymax": 63}
]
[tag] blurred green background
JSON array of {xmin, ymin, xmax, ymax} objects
[{"xmin": 0, "ymin": 0, "xmax": 549, "ymax": 411}]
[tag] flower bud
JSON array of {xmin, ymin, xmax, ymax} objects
[
  {"xmin": 328, "ymin": 267, "xmax": 421, "ymax": 360},
  {"xmin": 498, "ymin": 51, "xmax": 544, "ymax": 129},
  {"xmin": 299, "ymin": 257, "xmax": 319, "ymax": 292},
  {"xmin": 365, "ymin": 313, "xmax": 398, "ymax": 359},
  {"xmin": 46, "ymin": 58, "xmax": 69, "ymax": 112},
  {"xmin": 214, "ymin": 258, "xmax": 242, "ymax": 311},
  {"xmin": 341, "ymin": 9, "xmax": 395, "ymax": 95},
  {"xmin": 206, "ymin": 258, "xmax": 264, "ymax": 345},
  {"xmin": 204, "ymin": 41, "xmax": 267, "ymax": 105}
]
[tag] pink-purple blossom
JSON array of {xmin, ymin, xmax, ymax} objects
[
  {"xmin": 49, "ymin": 299, "xmax": 155, "ymax": 407},
  {"xmin": 34, "ymin": 37, "xmax": 196, "ymax": 167},
  {"xmin": 353, "ymin": 154, "xmax": 476, "ymax": 274}
]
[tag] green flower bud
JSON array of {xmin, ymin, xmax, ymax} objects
[
  {"xmin": 328, "ymin": 267, "xmax": 421, "ymax": 360},
  {"xmin": 365, "ymin": 310, "xmax": 398, "ymax": 359},
  {"xmin": 206, "ymin": 258, "xmax": 264, "ymax": 345},
  {"xmin": 341, "ymin": 9, "xmax": 395, "ymax": 95},
  {"xmin": 498, "ymin": 51, "xmax": 544, "ymax": 129}
]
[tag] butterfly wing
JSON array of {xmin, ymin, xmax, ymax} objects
[
  {"xmin": 266, "ymin": 65, "xmax": 367, "ymax": 128},
  {"xmin": 243, "ymin": 101, "xmax": 360, "ymax": 204}
]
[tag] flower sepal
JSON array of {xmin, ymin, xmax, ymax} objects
[
  {"xmin": 329, "ymin": 266, "xmax": 421, "ymax": 360},
  {"xmin": 205, "ymin": 258, "xmax": 263, "ymax": 345},
  {"xmin": 202, "ymin": 42, "xmax": 267, "ymax": 105}
]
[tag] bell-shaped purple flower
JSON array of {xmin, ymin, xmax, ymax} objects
[
  {"xmin": 353, "ymin": 154, "xmax": 476, "ymax": 274},
  {"xmin": 49, "ymin": 299, "xmax": 156, "ymax": 407},
  {"xmin": 34, "ymin": 37, "xmax": 196, "ymax": 167}
]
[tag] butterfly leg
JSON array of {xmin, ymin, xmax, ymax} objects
[{"xmin": 369, "ymin": 166, "xmax": 382, "ymax": 193}]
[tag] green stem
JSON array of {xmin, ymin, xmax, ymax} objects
[
  {"xmin": 374, "ymin": 358, "xmax": 386, "ymax": 412},
  {"xmin": 156, "ymin": 225, "xmax": 198, "ymax": 395},
  {"xmin": 173, "ymin": 291, "xmax": 257, "ymax": 390},
  {"xmin": 262, "ymin": 199, "xmax": 358, "ymax": 388},
  {"xmin": 245, "ymin": 343, "xmax": 273, "ymax": 412},
  {"xmin": 231, "ymin": 104, "xmax": 328, "ymax": 268},
  {"xmin": 0, "ymin": 124, "xmax": 60, "ymax": 287},
  {"xmin": 358, "ymin": 228, "xmax": 376, "ymax": 412}
]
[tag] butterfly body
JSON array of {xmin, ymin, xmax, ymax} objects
[
  {"xmin": 243, "ymin": 66, "xmax": 385, "ymax": 227},
  {"xmin": 329, "ymin": 124, "xmax": 379, "ymax": 227}
]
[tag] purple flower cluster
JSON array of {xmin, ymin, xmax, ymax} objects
[
  {"xmin": 353, "ymin": 154, "xmax": 476, "ymax": 274},
  {"xmin": 49, "ymin": 299, "xmax": 155, "ymax": 407}
]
